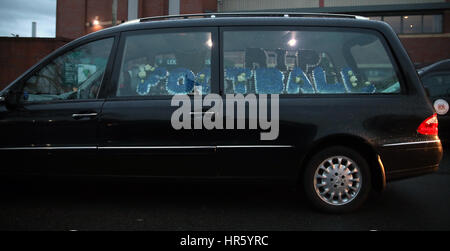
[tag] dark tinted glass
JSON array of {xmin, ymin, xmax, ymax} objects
[
  {"xmin": 116, "ymin": 32, "xmax": 212, "ymax": 97},
  {"xmin": 23, "ymin": 38, "xmax": 114, "ymax": 102},
  {"xmin": 223, "ymin": 29, "xmax": 400, "ymax": 95},
  {"xmin": 422, "ymin": 73, "xmax": 450, "ymax": 97}
]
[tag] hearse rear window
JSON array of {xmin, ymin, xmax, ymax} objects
[
  {"xmin": 223, "ymin": 29, "xmax": 400, "ymax": 95},
  {"xmin": 116, "ymin": 31, "xmax": 212, "ymax": 97}
]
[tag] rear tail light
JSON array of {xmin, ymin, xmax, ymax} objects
[{"xmin": 417, "ymin": 113, "xmax": 438, "ymax": 136}]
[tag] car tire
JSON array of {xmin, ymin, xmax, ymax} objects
[{"xmin": 303, "ymin": 146, "xmax": 371, "ymax": 213}]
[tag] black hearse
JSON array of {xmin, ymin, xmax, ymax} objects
[{"xmin": 0, "ymin": 13, "xmax": 443, "ymax": 212}]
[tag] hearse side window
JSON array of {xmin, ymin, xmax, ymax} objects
[
  {"xmin": 223, "ymin": 30, "xmax": 400, "ymax": 95},
  {"xmin": 23, "ymin": 38, "xmax": 114, "ymax": 102},
  {"xmin": 116, "ymin": 32, "xmax": 212, "ymax": 97}
]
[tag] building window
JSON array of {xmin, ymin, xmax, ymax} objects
[
  {"xmin": 370, "ymin": 14, "xmax": 443, "ymax": 34},
  {"xmin": 402, "ymin": 15, "xmax": 422, "ymax": 34},
  {"xmin": 423, "ymin": 15, "xmax": 443, "ymax": 33}
]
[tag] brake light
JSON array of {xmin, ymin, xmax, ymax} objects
[{"xmin": 417, "ymin": 113, "xmax": 438, "ymax": 136}]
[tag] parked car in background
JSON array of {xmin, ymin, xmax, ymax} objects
[{"xmin": 419, "ymin": 59, "xmax": 450, "ymax": 144}]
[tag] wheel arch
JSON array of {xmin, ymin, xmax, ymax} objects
[{"xmin": 298, "ymin": 134, "xmax": 386, "ymax": 192}]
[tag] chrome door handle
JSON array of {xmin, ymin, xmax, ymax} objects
[
  {"xmin": 190, "ymin": 111, "xmax": 215, "ymax": 118},
  {"xmin": 190, "ymin": 111, "xmax": 215, "ymax": 115},
  {"xmin": 72, "ymin": 113, "xmax": 98, "ymax": 120}
]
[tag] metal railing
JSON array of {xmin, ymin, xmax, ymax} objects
[{"xmin": 123, "ymin": 12, "xmax": 367, "ymax": 24}]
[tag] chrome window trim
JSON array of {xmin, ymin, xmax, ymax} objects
[
  {"xmin": 0, "ymin": 146, "xmax": 97, "ymax": 150},
  {"xmin": 0, "ymin": 145, "xmax": 294, "ymax": 150},
  {"xmin": 382, "ymin": 140, "xmax": 440, "ymax": 147},
  {"xmin": 216, "ymin": 145, "xmax": 293, "ymax": 148},
  {"xmin": 100, "ymin": 145, "xmax": 294, "ymax": 149},
  {"xmin": 99, "ymin": 146, "xmax": 215, "ymax": 150}
]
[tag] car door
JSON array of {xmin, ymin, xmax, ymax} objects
[
  {"xmin": 98, "ymin": 27, "xmax": 220, "ymax": 177},
  {"xmin": 216, "ymin": 27, "xmax": 298, "ymax": 178},
  {"xmin": 0, "ymin": 36, "xmax": 116, "ymax": 175},
  {"xmin": 422, "ymin": 71, "xmax": 450, "ymax": 143}
]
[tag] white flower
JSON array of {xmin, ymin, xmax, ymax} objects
[
  {"xmin": 194, "ymin": 86, "xmax": 203, "ymax": 95},
  {"xmin": 144, "ymin": 64, "xmax": 153, "ymax": 71},
  {"xmin": 348, "ymin": 70, "xmax": 353, "ymax": 76},
  {"xmin": 237, "ymin": 73, "xmax": 246, "ymax": 82},
  {"xmin": 364, "ymin": 81, "xmax": 371, "ymax": 86},
  {"xmin": 350, "ymin": 76, "xmax": 358, "ymax": 87},
  {"xmin": 138, "ymin": 70, "xmax": 146, "ymax": 79}
]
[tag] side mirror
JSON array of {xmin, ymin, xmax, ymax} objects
[{"xmin": 2, "ymin": 89, "xmax": 21, "ymax": 110}]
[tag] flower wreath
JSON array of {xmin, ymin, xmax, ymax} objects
[
  {"xmin": 195, "ymin": 68, "xmax": 211, "ymax": 95},
  {"xmin": 224, "ymin": 67, "xmax": 252, "ymax": 94},
  {"xmin": 136, "ymin": 64, "xmax": 168, "ymax": 96},
  {"xmin": 286, "ymin": 67, "xmax": 315, "ymax": 94},
  {"xmin": 166, "ymin": 68, "xmax": 195, "ymax": 95},
  {"xmin": 254, "ymin": 68, "xmax": 284, "ymax": 94}
]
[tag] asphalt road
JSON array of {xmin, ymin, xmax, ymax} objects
[{"xmin": 0, "ymin": 151, "xmax": 449, "ymax": 231}]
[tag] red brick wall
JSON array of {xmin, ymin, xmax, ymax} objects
[
  {"xmin": 0, "ymin": 38, "xmax": 69, "ymax": 90},
  {"xmin": 201, "ymin": 0, "xmax": 218, "ymax": 13},
  {"xmin": 56, "ymin": 0, "xmax": 217, "ymax": 39},
  {"xmin": 400, "ymin": 36, "xmax": 450, "ymax": 67},
  {"xmin": 57, "ymin": 0, "xmax": 128, "ymax": 40},
  {"xmin": 140, "ymin": 0, "xmax": 168, "ymax": 17},
  {"xmin": 56, "ymin": 0, "xmax": 87, "ymax": 40},
  {"xmin": 444, "ymin": 10, "xmax": 450, "ymax": 33},
  {"xmin": 180, "ymin": 0, "xmax": 217, "ymax": 14},
  {"xmin": 86, "ymin": 0, "xmax": 128, "ymax": 35}
]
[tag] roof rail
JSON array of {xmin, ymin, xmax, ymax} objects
[{"xmin": 133, "ymin": 12, "xmax": 367, "ymax": 23}]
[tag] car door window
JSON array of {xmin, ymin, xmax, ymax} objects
[
  {"xmin": 22, "ymin": 38, "xmax": 114, "ymax": 102},
  {"xmin": 115, "ymin": 31, "xmax": 212, "ymax": 97},
  {"xmin": 422, "ymin": 72, "xmax": 450, "ymax": 98}
]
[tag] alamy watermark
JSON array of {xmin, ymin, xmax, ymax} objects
[{"xmin": 171, "ymin": 94, "xmax": 279, "ymax": 141}]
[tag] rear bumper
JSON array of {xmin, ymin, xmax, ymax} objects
[
  {"xmin": 385, "ymin": 164, "xmax": 439, "ymax": 181},
  {"xmin": 378, "ymin": 139, "xmax": 443, "ymax": 181}
]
